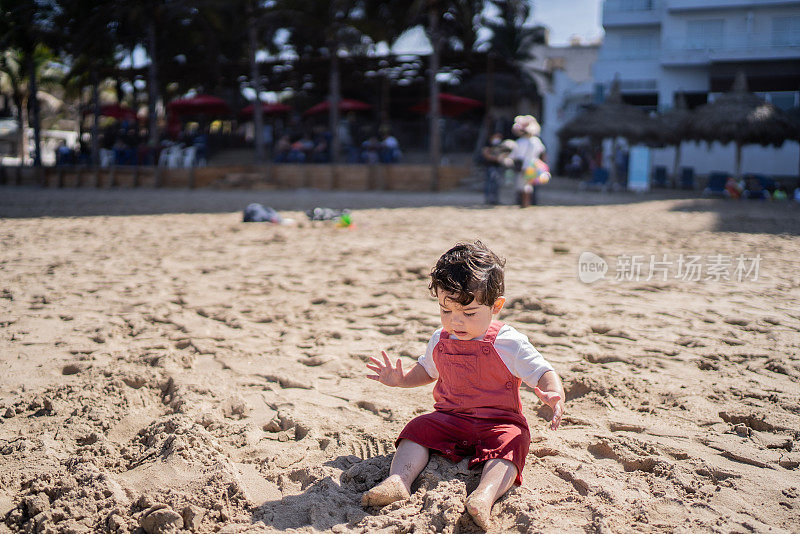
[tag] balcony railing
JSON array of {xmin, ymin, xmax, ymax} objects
[
  {"xmin": 604, "ymin": 0, "xmax": 656, "ymax": 11},
  {"xmin": 667, "ymin": 0, "xmax": 800, "ymax": 12},
  {"xmin": 603, "ymin": 0, "xmax": 662, "ymax": 26},
  {"xmin": 599, "ymin": 47, "xmax": 659, "ymax": 61},
  {"xmin": 662, "ymin": 32, "xmax": 800, "ymax": 64}
]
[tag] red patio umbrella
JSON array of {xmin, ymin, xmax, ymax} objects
[
  {"xmin": 83, "ymin": 104, "xmax": 138, "ymax": 121},
  {"xmin": 239, "ymin": 102, "xmax": 292, "ymax": 119},
  {"xmin": 167, "ymin": 94, "xmax": 232, "ymax": 116},
  {"xmin": 304, "ymin": 98, "xmax": 372, "ymax": 116},
  {"xmin": 410, "ymin": 93, "xmax": 482, "ymax": 117}
]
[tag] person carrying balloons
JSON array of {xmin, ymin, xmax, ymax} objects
[{"xmin": 503, "ymin": 115, "xmax": 549, "ymax": 208}]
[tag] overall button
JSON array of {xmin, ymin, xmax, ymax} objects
[
  {"xmin": 462, "ymin": 440, "xmax": 469, "ymax": 446},
  {"xmin": 481, "ymin": 346, "xmax": 490, "ymax": 354},
  {"xmin": 505, "ymin": 381, "xmax": 512, "ymax": 389}
]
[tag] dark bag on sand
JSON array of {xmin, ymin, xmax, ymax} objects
[
  {"xmin": 305, "ymin": 207, "xmax": 349, "ymax": 221},
  {"xmin": 243, "ymin": 203, "xmax": 281, "ymax": 223}
]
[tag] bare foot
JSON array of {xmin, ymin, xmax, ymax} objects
[
  {"xmin": 465, "ymin": 490, "xmax": 493, "ymax": 531},
  {"xmin": 361, "ymin": 475, "xmax": 411, "ymax": 507}
]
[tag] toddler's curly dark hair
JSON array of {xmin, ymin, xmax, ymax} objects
[{"xmin": 429, "ymin": 240, "xmax": 506, "ymax": 306}]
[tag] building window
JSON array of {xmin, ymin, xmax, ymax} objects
[
  {"xmin": 687, "ymin": 19, "xmax": 724, "ymax": 49},
  {"xmin": 619, "ymin": 34, "xmax": 657, "ymax": 59},
  {"xmin": 772, "ymin": 16, "xmax": 800, "ymax": 47},
  {"xmin": 765, "ymin": 91, "xmax": 798, "ymax": 111}
]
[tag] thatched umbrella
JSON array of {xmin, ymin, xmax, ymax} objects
[
  {"xmin": 687, "ymin": 71, "xmax": 797, "ymax": 179},
  {"xmin": 557, "ymin": 78, "xmax": 655, "ymax": 145},
  {"xmin": 652, "ymin": 93, "xmax": 692, "ymax": 187}
]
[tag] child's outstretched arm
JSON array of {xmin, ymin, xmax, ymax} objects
[
  {"xmin": 367, "ymin": 351, "xmax": 435, "ymax": 388},
  {"xmin": 534, "ymin": 370, "xmax": 565, "ymax": 430}
]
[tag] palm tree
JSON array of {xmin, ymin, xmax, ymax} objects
[
  {"xmin": 0, "ymin": 48, "xmax": 27, "ymax": 162},
  {"xmin": 279, "ymin": 0, "xmax": 370, "ymax": 164},
  {"xmin": 409, "ymin": 0, "xmax": 486, "ymax": 188},
  {"xmin": 481, "ymin": 0, "xmax": 546, "ymax": 117},
  {"xmin": 237, "ymin": 0, "xmax": 280, "ymax": 163},
  {"xmin": 0, "ymin": 0, "xmax": 57, "ymax": 166},
  {"xmin": 359, "ymin": 0, "xmax": 408, "ymax": 127},
  {"xmin": 114, "ymin": 0, "xmax": 193, "ymax": 154},
  {"xmin": 0, "ymin": 45, "xmax": 64, "ymax": 165},
  {"xmin": 54, "ymin": 0, "xmax": 120, "ymax": 165}
]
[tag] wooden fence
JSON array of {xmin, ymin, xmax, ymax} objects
[{"xmin": 0, "ymin": 164, "xmax": 469, "ymax": 192}]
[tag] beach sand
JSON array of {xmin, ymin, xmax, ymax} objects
[{"xmin": 1, "ymin": 186, "xmax": 799, "ymax": 533}]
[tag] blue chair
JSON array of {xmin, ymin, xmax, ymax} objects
[
  {"xmin": 743, "ymin": 174, "xmax": 769, "ymax": 200},
  {"xmin": 653, "ymin": 166, "xmax": 668, "ymax": 188},
  {"xmin": 756, "ymin": 174, "xmax": 776, "ymax": 193},
  {"xmin": 680, "ymin": 167, "xmax": 695, "ymax": 190},
  {"xmin": 579, "ymin": 167, "xmax": 609, "ymax": 190},
  {"xmin": 703, "ymin": 172, "xmax": 728, "ymax": 197}
]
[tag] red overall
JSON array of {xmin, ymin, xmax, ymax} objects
[{"xmin": 397, "ymin": 321, "xmax": 530, "ymax": 484}]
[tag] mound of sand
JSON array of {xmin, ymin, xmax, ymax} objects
[{"xmin": 1, "ymin": 190, "xmax": 799, "ymax": 533}]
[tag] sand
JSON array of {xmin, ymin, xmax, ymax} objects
[{"xmin": 1, "ymin": 186, "xmax": 799, "ymax": 533}]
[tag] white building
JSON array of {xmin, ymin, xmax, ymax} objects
[
  {"xmin": 592, "ymin": 0, "xmax": 800, "ymax": 180},
  {"xmin": 528, "ymin": 44, "xmax": 600, "ymax": 169}
]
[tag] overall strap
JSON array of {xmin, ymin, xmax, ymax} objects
[
  {"xmin": 482, "ymin": 321, "xmax": 504, "ymax": 344},
  {"xmin": 439, "ymin": 329, "xmax": 450, "ymax": 340}
]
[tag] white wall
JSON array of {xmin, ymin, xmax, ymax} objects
[{"xmin": 651, "ymin": 140, "xmax": 800, "ymax": 178}]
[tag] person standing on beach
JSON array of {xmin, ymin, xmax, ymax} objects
[
  {"xmin": 363, "ymin": 241, "xmax": 564, "ymax": 530},
  {"xmin": 505, "ymin": 115, "xmax": 546, "ymax": 208},
  {"xmin": 481, "ymin": 133, "xmax": 504, "ymax": 205}
]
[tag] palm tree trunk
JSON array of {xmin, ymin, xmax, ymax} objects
[
  {"xmin": 735, "ymin": 141, "xmax": 742, "ymax": 180},
  {"xmin": 484, "ymin": 52, "xmax": 495, "ymax": 133},
  {"xmin": 91, "ymin": 66, "xmax": 100, "ymax": 166},
  {"xmin": 247, "ymin": 7, "xmax": 264, "ymax": 164},
  {"xmin": 329, "ymin": 52, "xmax": 341, "ymax": 164},
  {"xmin": 26, "ymin": 54, "xmax": 42, "ymax": 167},
  {"xmin": 671, "ymin": 142, "xmax": 681, "ymax": 188},
  {"xmin": 13, "ymin": 94, "xmax": 25, "ymax": 162},
  {"xmin": 428, "ymin": 5, "xmax": 441, "ymax": 190},
  {"xmin": 146, "ymin": 20, "xmax": 160, "ymax": 152},
  {"xmin": 129, "ymin": 50, "xmax": 140, "ymax": 140},
  {"xmin": 380, "ymin": 74, "xmax": 390, "ymax": 126}
]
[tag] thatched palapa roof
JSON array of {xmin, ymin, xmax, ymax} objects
[
  {"xmin": 652, "ymin": 92, "xmax": 692, "ymax": 147},
  {"xmin": 557, "ymin": 78, "xmax": 655, "ymax": 144},
  {"xmin": 687, "ymin": 71, "xmax": 797, "ymax": 147}
]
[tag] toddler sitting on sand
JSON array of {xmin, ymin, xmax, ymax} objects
[{"xmin": 363, "ymin": 241, "xmax": 565, "ymax": 530}]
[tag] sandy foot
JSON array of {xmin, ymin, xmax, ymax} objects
[
  {"xmin": 465, "ymin": 490, "xmax": 493, "ymax": 531},
  {"xmin": 361, "ymin": 475, "xmax": 411, "ymax": 507}
]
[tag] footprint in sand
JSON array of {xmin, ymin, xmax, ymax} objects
[
  {"xmin": 378, "ymin": 325, "xmax": 405, "ymax": 336},
  {"xmin": 586, "ymin": 436, "xmax": 660, "ymax": 472},
  {"xmin": 299, "ymin": 355, "xmax": 333, "ymax": 367},
  {"xmin": 258, "ymin": 373, "xmax": 313, "ymax": 390},
  {"xmin": 590, "ymin": 325, "xmax": 637, "ymax": 341},
  {"xmin": 62, "ymin": 362, "xmax": 89, "ymax": 375},
  {"xmin": 334, "ymin": 434, "xmax": 392, "ymax": 459},
  {"xmin": 356, "ymin": 400, "xmax": 394, "ymax": 421},
  {"xmin": 723, "ymin": 316, "xmax": 750, "ymax": 327}
]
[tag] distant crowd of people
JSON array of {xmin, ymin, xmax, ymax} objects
[
  {"xmin": 273, "ymin": 130, "xmax": 401, "ymax": 164},
  {"xmin": 54, "ymin": 123, "xmax": 211, "ymax": 168},
  {"xmin": 272, "ymin": 117, "xmax": 402, "ymax": 164}
]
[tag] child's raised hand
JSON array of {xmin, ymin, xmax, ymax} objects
[
  {"xmin": 534, "ymin": 386, "xmax": 564, "ymax": 430},
  {"xmin": 366, "ymin": 351, "xmax": 405, "ymax": 387}
]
